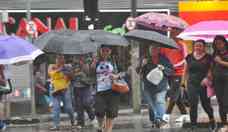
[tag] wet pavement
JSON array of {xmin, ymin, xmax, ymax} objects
[
  {"xmin": 5, "ymin": 123, "xmax": 212, "ymax": 132},
  {"xmin": 3, "ymin": 98, "xmax": 222, "ymax": 132}
]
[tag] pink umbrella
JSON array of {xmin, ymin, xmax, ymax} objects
[
  {"xmin": 177, "ymin": 20, "xmax": 228, "ymax": 42},
  {"xmin": 135, "ymin": 12, "xmax": 188, "ymax": 31}
]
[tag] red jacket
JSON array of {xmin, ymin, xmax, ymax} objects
[{"xmin": 160, "ymin": 39, "xmax": 188, "ymax": 76}]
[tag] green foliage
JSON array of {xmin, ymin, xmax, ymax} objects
[{"xmin": 103, "ymin": 25, "xmax": 126, "ymax": 36}]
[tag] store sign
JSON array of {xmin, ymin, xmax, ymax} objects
[
  {"xmin": 16, "ymin": 17, "xmax": 78, "ymax": 38},
  {"xmin": 179, "ymin": 1, "xmax": 228, "ymax": 25},
  {"xmin": 0, "ymin": 16, "xmax": 78, "ymax": 38}
]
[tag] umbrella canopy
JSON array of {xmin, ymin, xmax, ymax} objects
[
  {"xmin": 0, "ymin": 35, "xmax": 43, "ymax": 64},
  {"xmin": 34, "ymin": 29, "xmax": 98, "ymax": 54},
  {"xmin": 135, "ymin": 12, "xmax": 188, "ymax": 31},
  {"xmin": 177, "ymin": 20, "xmax": 228, "ymax": 42},
  {"xmin": 125, "ymin": 29, "xmax": 178, "ymax": 49},
  {"xmin": 88, "ymin": 30, "xmax": 129, "ymax": 46}
]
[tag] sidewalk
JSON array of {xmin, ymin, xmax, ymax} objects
[{"xmin": 8, "ymin": 97, "xmax": 219, "ymax": 128}]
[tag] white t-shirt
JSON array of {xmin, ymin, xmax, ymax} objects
[{"xmin": 96, "ymin": 61, "xmax": 114, "ymax": 92}]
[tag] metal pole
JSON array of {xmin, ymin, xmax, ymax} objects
[
  {"xmin": 26, "ymin": 0, "xmax": 31, "ymax": 21},
  {"xmin": 130, "ymin": 0, "xmax": 141, "ymax": 114},
  {"xmin": 26, "ymin": 0, "xmax": 36, "ymax": 117},
  {"xmin": 131, "ymin": 0, "xmax": 137, "ymax": 17}
]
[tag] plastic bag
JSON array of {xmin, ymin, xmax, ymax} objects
[{"xmin": 146, "ymin": 66, "xmax": 164, "ymax": 85}]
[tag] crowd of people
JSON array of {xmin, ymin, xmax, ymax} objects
[
  {"xmin": 137, "ymin": 30, "xmax": 228, "ymax": 131},
  {"xmin": 43, "ymin": 45, "xmax": 122, "ymax": 132},
  {"xmin": 0, "ymin": 31, "xmax": 227, "ymax": 132},
  {"xmin": 33, "ymin": 33, "xmax": 228, "ymax": 132}
]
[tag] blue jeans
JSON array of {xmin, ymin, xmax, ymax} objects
[
  {"xmin": 144, "ymin": 88, "xmax": 167, "ymax": 122},
  {"xmin": 52, "ymin": 88, "xmax": 74, "ymax": 127},
  {"xmin": 0, "ymin": 120, "xmax": 5, "ymax": 129},
  {"xmin": 75, "ymin": 87, "xmax": 95, "ymax": 125}
]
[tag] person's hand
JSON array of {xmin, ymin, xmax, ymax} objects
[
  {"xmin": 91, "ymin": 57, "xmax": 97, "ymax": 68},
  {"xmin": 157, "ymin": 64, "xmax": 165, "ymax": 70},
  {"xmin": 214, "ymin": 56, "xmax": 222, "ymax": 64},
  {"xmin": 110, "ymin": 74, "xmax": 119, "ymax": 80},
  {"xmin": 200, "ymin": 78, "xmax": 206, "ymax": 87},
  {"xmin": 142, "ymin": 58, "xmax": 148, "ymax": 66},
  {"xmin": 50, "ymin": 66, "xmax": 62, "ymax": 73},
  {"xmin": 180, "ymin": 77, "xmax": 186, "ymax": 88}
]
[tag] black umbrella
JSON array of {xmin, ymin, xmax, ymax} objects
[
  {"xmin": 71, "ymin": 30, "xmax": 129, "ymax": 47},
  {"xmin": 34, "ymin": 29, "xmax": 98, "ymax": 54},
  {"xmin": 124, "ymin": 29, "xmax": 179, "ymax": 49},
  {"xmin": 88, "ymin": 30, "xmax": 129, "ymax": 46}
]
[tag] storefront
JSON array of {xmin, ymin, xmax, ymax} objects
[{"xmin": 0, "ymin": 6, "xmax": 176, "ymax": 116}]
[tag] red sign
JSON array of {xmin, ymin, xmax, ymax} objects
[{"xmin": 0, "ymin": 16, "xmax": 78, "ymax": 38}]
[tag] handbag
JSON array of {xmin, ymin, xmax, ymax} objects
[
  {"xmin": 0, "ymin": 79, "xmax": 13, "ymax": 94},
  {"xmin": 146, "ymin": 66, "xmax": 164, "ymax": 85},
  {"xmin": 201, "ymin": 78, "xmax": 215, "ymax": 98},
  {"xmin": 112, "ymin": 79, "xmax": 129, "ymax": 94}
]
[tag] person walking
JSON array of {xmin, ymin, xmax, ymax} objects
[
  {"xmin": 184, "ymin": 40, "xmax": 216, "ymax": 131},
  {"xmin": 48, "ymin": 55, "xmax": 75, "ymax": 131},
  {"xmin": 160, "ymin": 28, "xmax": 189, "ymax": 123},
  {"xmin": 140, "ymin": 47, "xmax": 173, "ymax": 128},
  {"xmin": 92, "ymin": 45, "xmax": 121, "ymax": 132},
  {"xmin": 72, "ymin": 55, "xmax": 97, "ymax": 129},
  {"xmin": 211, "ymin": 35, "xmax": 228, "ymax": 131},
  {"xmin": 0, "ymin": 65, "xmax": 8, "ymax": 131}
]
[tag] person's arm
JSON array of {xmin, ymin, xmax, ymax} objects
[
  {"xmin": 90, "ymin": 56, "xmax": 98, "ymax": 70},
  {"xmin": 0, "ymin": 66, "xmax": 6, "ymax": 86},
  {"xmin": 35, "ymin": 83, "xmax": 47, "ymax": 93},
  {"xmin": 214, "ymin": 56, "xmax": 228, "ymax": 67},
  {"xmin": 81, "ymin": 63, "xmax": 90, "ymax": 74},
  {"xmin": 182, "ymin": 62, "xmax": 188, "ymax": 87},
  {"xmin": 48, "ymin": 65, "xmax": 60, "ymax": 76},
  {"xmin": 62, "ymin": 65, "xmax": 74, "ymax": 80},
  {"xmin": 159, "ymin": 56, "xmax": 173, "ymax": 77},
  {"xmin": 181, "ymin": 54, "xmax": 190, "ymax": 87},
  {"xmin": 207, "ymin": 55, "xmax": 214, "ymax": 81},
  {"xmin": 0, "ymin": 74, "xmax": 6, "ymax": 86}
]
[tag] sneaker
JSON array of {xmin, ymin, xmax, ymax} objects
[
  {"xmin": 175, "ymin": 114, "xmax": 190, "ymax": 122},
  {"xmin": 97, "ymin": 128, "xmax": 102, "ymax": 132},
  {"xmin": 88, "ymin": 119, "xmax": 98, "ymax": 128},
  {"xmin": 218, "ymin": 125, "xmax": 228, "ymax": 132},
  {"xmin": 75, "ymin": 123, "xmax": 84, "ymax": 129},
  {"xmin": 209, "ymin": 120, "xmax": 217, "ymax": 131},
  {"xmin": 162, "ymin": 114, "xmax": 171, "ymax": 122},
  {"xmin": 151, "ymin": 122, "xmax": 157, "ymax": 128},
  {"xmin": 49, "ymin": 126, "xmax": 60, "ymax": 131},
  {"xmin": 183, "ymin": 114, "xmax": 190, "ymax": 122},
  {"xmin": 155, "ymin": 119, "xmax": 169, "ymax": 129},
  {"xmin": 188, "ymin": 125, "xmax": 197, "ymax": 132},
  {"xmin": 71, "ymin": 120, "xmax": 75, "ymax": 126},
  {"xmin": 151, "ymin": 124, "xmax": 156, "ymax": 128},
  {"xmin": 159, "ymin": 120, "xmax": 170, "ymax": 129},
  {"xmin": 0, "ymin": 123, "xmax": 6, "ymax": 131}
]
